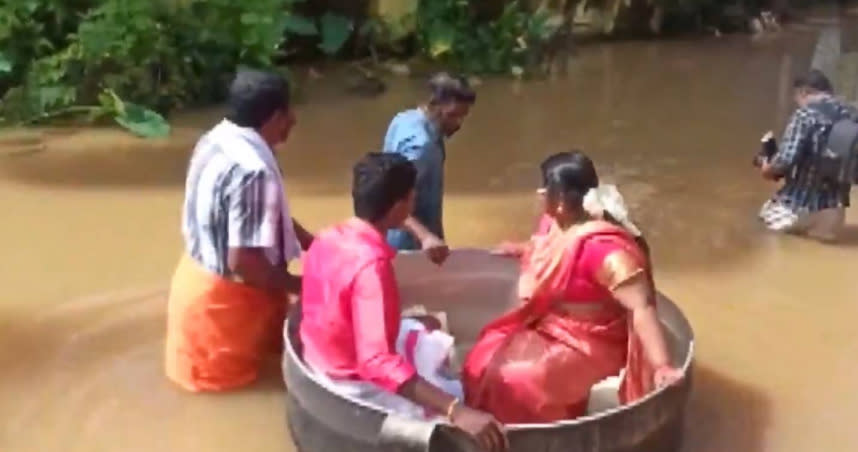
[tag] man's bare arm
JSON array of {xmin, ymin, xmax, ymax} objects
[
  {"xmin": 397, "ymin": 376, "xmax": 458, "ymax": 414},
  {"xmin": 227, "ymin": 247, "xmax": 301, "ymax": 294},
  {"xmin": 402, "ymin": 216, "xmax": 449, "ymax": 265},
  {"xmin": 292, "ymin": 218, "xmax": 315, "ymax": 251},
  {"xmin": 402, "ymin": 216, "xmax": 433, "ymax": 243}
]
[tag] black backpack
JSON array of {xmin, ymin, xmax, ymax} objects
[{"xmin": 810, "ymin": 101, "xmax": 858, "ymax": 186}]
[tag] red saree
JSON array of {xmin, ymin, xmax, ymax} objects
[{"xmin": 462, "ymin": 220, "xmax": 655, "ymax": 423}]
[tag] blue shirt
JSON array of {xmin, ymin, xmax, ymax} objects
[
  {"xmin": 770, "ymin": 95, "xmax": 858, "ymax": 211},
  {"xmin": 382, "ymin": 108, "xmax": 445, "ymax": 250}
]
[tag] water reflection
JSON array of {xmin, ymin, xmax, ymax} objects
[
  {"xmin": 0, "ymin": 288, "xmax": 289, "ymax": 452},
  {"xmin": 833, "ymin": 224, "xmax": 858, "ymax": 246},
  {"xmin": 684, "ymin": 365, "xmax": 771, "ymax": 452}
]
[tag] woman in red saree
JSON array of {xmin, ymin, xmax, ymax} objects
[{"xmin": 463, "ymin": 151, "xmax": 682, "ymax": 424}]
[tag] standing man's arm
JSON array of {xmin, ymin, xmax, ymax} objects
[
  {"xmin": 762, "ymin": 112, "xmax": 808, "ymax": 181},
  {"xmin": 226, "ymin": 170, "xmax": 301, "ymax": 295},
  {"xmin": 292, "ymin": 218, "xmax": 315, "ymax": 251},
  {"xmin": 399, "ymin": 143, "xmax": 449, "ymax": 264},
  {"xmin": 402, "ymin": 216, "xmax": 448, "ymax": 264}
]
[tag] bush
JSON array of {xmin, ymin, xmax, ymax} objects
[
  {"xmin": 416, "ymin": 0, "xmax": 563, "ymax": 76},
  {"xmin": 0, "ymin": 0, "xmax": 829, "ymax": 136},
  {"xmin": 0, "ymin": 0, "xmax": 295, "ymax": 135}
]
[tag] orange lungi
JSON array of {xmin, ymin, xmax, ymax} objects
[{"xmin": 165, "ymin": 254, "xmax": 288, "ymax": 392}]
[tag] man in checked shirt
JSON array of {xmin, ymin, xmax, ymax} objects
[{"xmin": 758, "ymin": 70, "xmax": 858, "ymax": 241}]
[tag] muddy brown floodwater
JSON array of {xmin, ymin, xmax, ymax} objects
[{"xmin": 2, "ymin": 21, "xmax": 858, "ymax": 452}]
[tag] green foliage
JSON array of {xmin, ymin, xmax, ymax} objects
[
  {"xmin": 0, "ymin": 0, "xmax": 294, "ymax": 137},
  {"xmin": 0, "ymin": 54, "xmax": 11, "ymax": 74},
  {"xmin": 283, "ymin": 14, "xmax": 319, "ymax": 36},
  {"xmin": 0, "ymin": 0, "xmax": 367, "ymax": 136},
  {"xmin": 415, "ymin": 0, "xmax": 563, "ymax": 76},
  {"xmin": 102, "ymin": 90, "xmax": 171, "ymax": 139},
  {"xmin": 356, "ymin": 14, "xmax": 413, "ymax": 63},
  {"xmin": 318, "ymin": 12, "xmax": 355, "ymax": 56},
  {"xmin": 0, "ymin": 1, "xmax": 93, "ymax": 86},
  {"xmin": 0, "ymin": 0, "xmax": 829, "ymax": 138}
]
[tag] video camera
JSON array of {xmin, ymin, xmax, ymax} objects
[
  {"xmin": 753, "ymin": 131, "xmax": 786, "ymax": 181},
  {"xmin": 753, "ymin": 131, "xmax": 778, "ymax": 168}
]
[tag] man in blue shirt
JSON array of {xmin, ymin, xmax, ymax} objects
[{"xmin": 383, "ymin": 73, "xmax": 476, "ymax": 253}]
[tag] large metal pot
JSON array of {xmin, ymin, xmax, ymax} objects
[{"xmin": 284, "ymin": 249, "xmax": 694, "ymax": 452}]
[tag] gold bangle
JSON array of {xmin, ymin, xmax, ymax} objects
[{"xmin": 445, "ymin": 398, "xmax": 460, "ymax": 420}]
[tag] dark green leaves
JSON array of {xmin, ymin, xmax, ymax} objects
[
  {"xmin": 318, "ymin": 13, "xmax": 353, "ymax": 55},
  {"xmin": 283, "ymin": 13, "xmax": 318, "ymax": 36},
  {"xmin": 99, "ymin": 89, "xmax": 170, "ymax": 138},
  {"xmin": 0, "ymin": 52, "xmax": 11, "ymax": 74},
  {"xmin": 114, "ymin": 104, "xmax": 170, "ymax": 139}
]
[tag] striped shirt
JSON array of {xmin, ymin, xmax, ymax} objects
[
  {"xmin": 181, "ymin": 120, "xmax": 301, "ymax": 276},
  {"xmin": 770, "ymin": 95, "xmax": 858, "ymax": 211}
]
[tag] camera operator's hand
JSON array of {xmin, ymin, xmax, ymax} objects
[
  {"xmin": 752, "ymin": 154, "xmax": 765, "ymax": 168},
  {"xmin": 754, "ymin": 131, "xmax": 778, "ymax": 169},
  {"xmin": 757, "ymin": 156, "xmax": 787, "ymax": 182}
]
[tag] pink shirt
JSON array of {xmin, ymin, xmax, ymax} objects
[{"xmin": 300, "ymin": 218, "xmax": 416, "ymax": 393}]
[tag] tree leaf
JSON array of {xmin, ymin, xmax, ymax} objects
[
  {"xmin": 113, "ymin": 103, "xmax": 170, "ymax": 139},
  {"xmin": 318, "ymin": 13, "xmax": 353, "ymax": 55},
  {"xmin": 104, "ymin": 89, "xmax": 126, "ymax": 117},
  {"xmin": 0, "ymin": 52, "xmax": 12, "ymax": 74},
  {"xmin": 240, "ymin": 13, "xmax": 259, "ymax": 25},
  {"xmin": 37, "ymin": 85, "xmax": 76, "ymax": 111},
  {"xmin": 426, "ymin": 25, "xmax": 455, "ymax": 59},
  {"xmin": 283, "ymin": 13, "xmax": 318, "ymax": 36}
]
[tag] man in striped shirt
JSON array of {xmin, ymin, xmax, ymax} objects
[
  {"xmin": 165, "ymin": 69, "xmax": 314, "ymax": 392},
  {"xmin": 758, "ymin": 70, "xmax": 858, "ymax": 241}
]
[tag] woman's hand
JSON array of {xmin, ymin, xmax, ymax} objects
[
  {"xmin": 450, "ymin": 405, "xmax": 509, "ymax": 452},
  {"xmin": 491, "ymin": 241, "xmax": 527, "ymax": 258},
  {"xmin": 653, "ymin": 365, "xmax": 683, "ymax": 388}
]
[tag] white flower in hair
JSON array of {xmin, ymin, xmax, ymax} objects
[
  {"xmin": 582, "ymin": 187, "xmax": 605, "ymax": 218},
  {"xmin": 583, "ymin": 185, "xmax": 642, "ymax": 237}
]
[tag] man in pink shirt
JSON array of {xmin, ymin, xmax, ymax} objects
[{"xmin": 300, "ymin": 153, "xmax": 507, "ymax": 452}]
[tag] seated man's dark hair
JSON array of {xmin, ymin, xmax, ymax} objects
[{"xmin": 352, "ymin": 153, "xmax": 417, "ymax": 223}]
